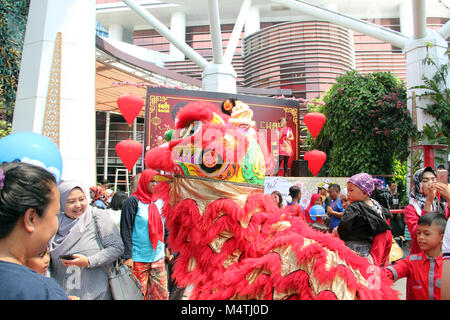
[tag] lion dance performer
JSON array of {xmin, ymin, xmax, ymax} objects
[{"xmin": 145, "ymin": 100, "xmax": 399, "ymax": 300}]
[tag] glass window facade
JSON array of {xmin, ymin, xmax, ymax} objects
[
  {"xmin": 95, "ymin": 112, "xmax": 145, "ymax": 189},
  {"xmin": 243, "ymin": 21, "xmax": 354, "ymax": 99}
]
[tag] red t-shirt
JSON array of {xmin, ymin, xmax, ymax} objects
[{"xmin": 282, "ymin": 202, "xmax": 306, "ymax": 221}]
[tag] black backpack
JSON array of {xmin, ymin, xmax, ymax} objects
[{"xmin": 371, "ymin": 187, "xmax": 393, "ymax": 210}]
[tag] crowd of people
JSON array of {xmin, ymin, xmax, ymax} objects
[
  {"xmin": 0, "ymin": 160, "xmax": 449, "ymax": 300},
  {"xmin": 271, "ymin": 166, "xmax": 450, "ymax": 300},
  {"xmin": 0, "ymin": 165, "xmax": 178, "ymax": 300}
]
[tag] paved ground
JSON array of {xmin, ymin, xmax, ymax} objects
[
  {"xmin": 392, "ymin": 242, "xmax": 410, "ymax": 300},
  {"xmin": 392, "ymin": 277, "xmax": 406, "ymax": 300}
]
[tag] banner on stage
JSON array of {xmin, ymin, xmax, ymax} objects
[
  {"xmin": 144, "ymin": 87, "xmax": 300, "ymax": 169},
  {"xmin": 264, "ymin": 176, "xmax": 350, "ymax": 208}
]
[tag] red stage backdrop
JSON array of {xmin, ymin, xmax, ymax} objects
[{"xmin": 144, "ymin": 87, "xmax": 300, "ymax": 175}]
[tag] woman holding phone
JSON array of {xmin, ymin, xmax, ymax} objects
[
  {"xmin": 49, "ymin": 181, "xmax": 124, "ymax": 300},
  {"xmin": 403, "ymin": 166, "xmax": 449, "ymax": 299}
]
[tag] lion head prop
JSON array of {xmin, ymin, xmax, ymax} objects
[{"xmin": 145, "ymin": 100, "xmax": 399, "ymax": 300}]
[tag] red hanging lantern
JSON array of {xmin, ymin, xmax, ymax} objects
[
  {"xmin": 117, "ymin": 94, "xmax": 144, "ymax": 126},
  {"xmin": 304, "ymin": 149, "xmax": 327, "ymax": 176},
  {"xmin": 304, "ymin": 112, "xmax": 326, "ymax": 139},
  {"xmin": 115, "ymin": 139, "xmax": 143, "ymax": 172}
]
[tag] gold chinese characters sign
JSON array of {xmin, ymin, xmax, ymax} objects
[{"xmin": 144, "ymin": 87, "xmax": 300, "ymax": 165}]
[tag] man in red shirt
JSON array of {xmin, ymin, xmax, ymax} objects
[{"xmin": 383, "ymin": 212, "xmax": 446, "ymax": 300}]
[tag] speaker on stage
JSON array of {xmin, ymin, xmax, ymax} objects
[{"xmin": 292, "ymin": 159, "xmax": 308, "ymax": 177}]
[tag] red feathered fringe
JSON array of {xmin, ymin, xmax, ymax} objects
[
  {"xmin": 162, "ymin": 190, "xmax": 400, "ymax": 300},
  {"xmin": 145, "ymin": 146, "xmax": 176, "ymax": 173},
  {"xmin": 175, "ymin": 101, "xmax": 225, "ymax": 129}
]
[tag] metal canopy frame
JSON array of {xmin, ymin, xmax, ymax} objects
[{"xmin": 120, "ymin": 0, "xmax": 447, "ymax": 88}]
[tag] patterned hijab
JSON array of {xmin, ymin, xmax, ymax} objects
[
  {"xmin": 89, "ymin": 185, "xmax": 108, "ymax": 207},
  {"xmin": 348, "ymin": 173, "xmax": 383, "ymax": 196},
  {"xmin": 410, "ymin": 167, "xmax": 445, "ymax": 214}
]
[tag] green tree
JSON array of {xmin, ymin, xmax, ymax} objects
[
  {"xmin": 310, "ymin": 71, "xmax": 418, "ymax": 177},
  {"xmin": 0, "ymin": 0, "xmax": 30, "ymax": 125}
]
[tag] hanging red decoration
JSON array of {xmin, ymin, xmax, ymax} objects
[
  {"xmin": 304, "ymin": 112, "xmax": 326, "ymax": 139},
  {"xmin": 117, "ymin": 94, "xmax": 144, "ymax": 126},
  {"xmin": 304, "ymin": 149, "xmax": 327, "ymax": 176},
  {"xmin": 115, "ymin": 139, "xmax": 143, "ymax": 172}
]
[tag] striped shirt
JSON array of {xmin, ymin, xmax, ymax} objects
[{"xmin": 404, "ymin": 225, "xmax": 412, "ymax": 241}]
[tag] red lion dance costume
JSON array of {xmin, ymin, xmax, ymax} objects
[{"xmin": 145, "ymin": 100, "xmax": 399, "ymax": 300}]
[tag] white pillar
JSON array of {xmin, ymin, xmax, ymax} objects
[
  {"xmin": 224, "ymin": 0, "xmax": 253, "ymax": 64},
  {"xmin": 412, "ymin": 0, "xmax": 427, "ymax": 39},
  {"xmin": 208, "ymin": 0, "xmax": 224, "ymax": 65},
  {"xmin": 272, "ymin": 0, "xmax": 407, "ymax": 48},
  {"xmin": 323, "ymin": 3, "xmax": 338, "ymax": 11},
  {"xmin": 12, "ymin": 0, "xmax": 97, "ymax": 188},
  {"xmin": 132, "ymin": 118, "xmax": 137, "ymax": 177},
  {"xmin": 104, "ymin": 111, "xmax": 110, "ymax": 180},
  {"xmin": 202, "ymin": 62, "xmax": 237, "ymax": 94},
  {"xmin": 122, "ymin": 0, "xmax": 207, "ymax": 69},
  {"xmin": 399, "ymin": 0, "xmax": 414, "ymax": 38},
  {"xmin": 108, "ymin": 24, "xmax": 124, "ymax": 41},
  {"xmin": 244, "ymin": 6, "xmax": 260, "ymax": 38},
  {"xmin": 170, "ymin": 11, "xmax": 186, "ymax": 60},
  {"xmin": 405, "ymin": 29, "xmax": 449, "ymax": 131}
]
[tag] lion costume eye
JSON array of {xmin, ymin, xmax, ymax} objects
[
  {"xmin": 179, "ymin": 121, "xmax": 201, "ymax": 139},
  {"xmin": 199, "ymin": 149, "xmax": 224, "ymax": 174}
]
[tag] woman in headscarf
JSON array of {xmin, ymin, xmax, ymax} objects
[
  {"xmin": 402, "ymin": 167, "xmax": 449, "ymax": 300},
  {"xmin": 404, "ymin": 167, "xmax": 449, "ymax": 256},
  {"xmin": 49, "ymin": 181, "xmax": 124, "ymax": 300},
  {"xmin": 304, "ymin": 193, "xmax": 323, "ymax": 223},
  {"xmin": 120, "ymin": 169, "xmax": 171, "ymax": 300}
]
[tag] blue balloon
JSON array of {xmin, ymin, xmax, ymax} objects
[
  {"xmin": 0, "ymin": 132, "xmax": 63, "ymax": 183},
  {"xmin": 309, "ymin": 204, "xmax": 326, "ymax": 221}
]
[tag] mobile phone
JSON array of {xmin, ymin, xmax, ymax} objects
[
  {"xmin": 59, "ymin": 254, "xmax": 75, "ymax": 260},
  {"xmin": 437, "ymin": 169, "xmax": 448, "ymax": 184}
]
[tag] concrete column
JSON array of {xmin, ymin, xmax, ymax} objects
[
  {"xmin": 412, "ymin": 0, "xmax": 427, "ymax": 39},
  {"xmin": 12, "ymin": 0, "xmax": 97, "ymax": 188},
  {"xmin": 108, "ymin": 24, "xmax": 124, "ymax": 41},
  {"xmin": 169, "ymin": 11, "xmax": 186, "ymax": 60},
  {"xmin": 244, "ymin": 6, "xmax": 260, "ymax": 38},
  {"xmin": 405, "ymin": 31, "xmax": 448, "ymax": 132},
  {"xmin": 132, "ymin": 118, "xmax": 137, "ymax": 177},
  {"xmin": 202, "ymin": 62, "xmax": 237, "ymax": 94},
  {"xmin": 399, "ymin": 0, "xmax": 414, "ymax": 38},
  {"xmin": 323, "ymin": 3, "xmax": 338, "ymax": 11},
  {"xmin": 104, "ymin": 111, "xmax": 110, "ymax": 180}
]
